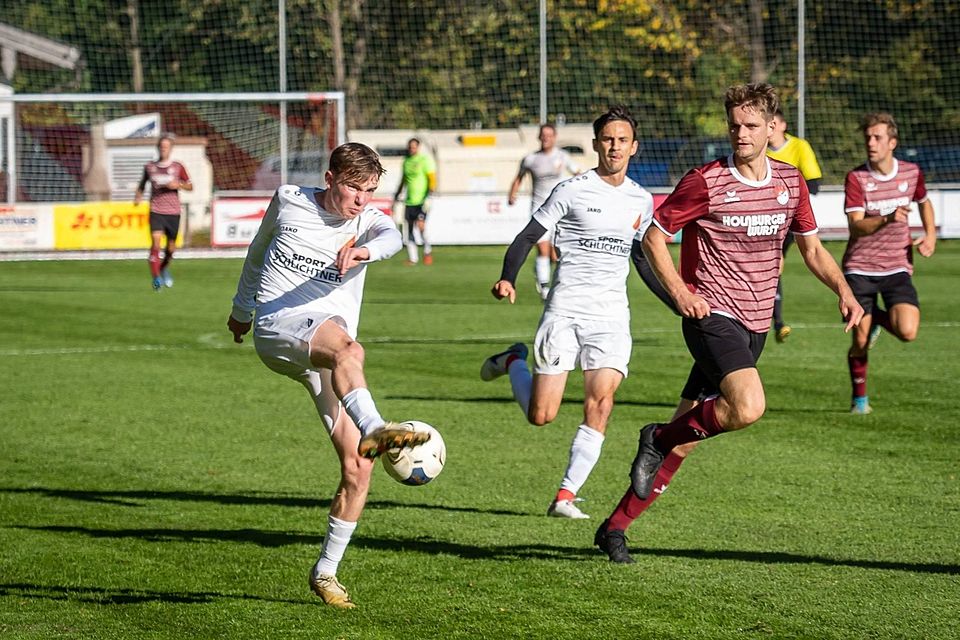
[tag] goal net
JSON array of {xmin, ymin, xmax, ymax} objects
[{"xmin": 4, "ymin": 93, "xmax": 343, "ymax": 205}]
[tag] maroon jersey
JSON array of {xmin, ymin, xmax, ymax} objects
[
  {"xmin": 842, "ymin": 159, "xmax": 927, "ymax": 276},
  {"xmin": 139, "ymin": 161, "xmax": 190, "ymax": 215},
  {"xmin": 654, "ymin": 157, "xmax": 818, "ymax": 333}
]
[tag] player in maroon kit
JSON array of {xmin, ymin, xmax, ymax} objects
[
  {"xmin": 843, "ymin": 112, "xmax": 937, "ymax": 415},
  {"xmin": 134, "ymin": 134, "xmax": 192, "ymax": 291},
  {"xmin": 595, "ymin": 83, "xmax": 864, "ymax": 563}
]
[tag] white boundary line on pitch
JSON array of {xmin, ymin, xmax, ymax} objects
[{"xmin": 2, "ymin": 322, "xmax": 959, "ymax": 357}]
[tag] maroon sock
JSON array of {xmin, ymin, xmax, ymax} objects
[
  {"xmin": 848, "ymin": 352, "xmax": 868, "ymax": 398},
  {"xmin": 653, "ymin": 397, "xmax": 722, "ymax": 453},
  {"xmin": 148, "ymin": 248, "xmax": 162, "ymax": 277},
  {"xmin": 607, "ymin": 451, "xmax": 685, "ymax": 532},
  {"xmin": 160, "ymin": 249, "xmax": 173, "ymax": 271}
]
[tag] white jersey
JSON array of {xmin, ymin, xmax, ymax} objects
[
  {"xmin": 534, "ymin": 170, "xmax": 654, "ymax": 322},
  {"xmin": 519, "ymin": 148, "xmax": 579, "ymax": 211},
  {"xmin": 231, "ymin": 185, "xmax": 402, "ymax": 338}
]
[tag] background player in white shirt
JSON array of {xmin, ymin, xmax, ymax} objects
[
  {"xmin": 508, "ymin": 123, "xmax": 580, "ymax": 300},
  {"xmin": 483, "ymin": 107, "xmax": 653, "ymax": 519},
  {"xmin": 226, "ymin": 143, "xmax": 429, "ymax": 609}
]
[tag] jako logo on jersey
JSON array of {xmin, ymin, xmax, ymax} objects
[
  {"xmin": 280, "ymin": 225, "xmax": 299, "ymax": 234},
  {"xmin": 724, "ymin": 190, "xmax": 740, "ymax": 203},
  {"xmin": 721, "ymin": 213, "xmax": 786, "ymax": 237},
  {"xmin": 587, "ymin": 207, "xmax": 601, "ymax": 213}
]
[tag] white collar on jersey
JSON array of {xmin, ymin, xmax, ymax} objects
[
  {"xmin": 867, "ymin": 158, "xmax": 899, "ymax": 182},
  {"xmin": 727, "ymin": 155, "xmax": 772, "ymax": 187}
]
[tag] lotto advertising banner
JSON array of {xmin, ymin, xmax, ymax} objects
[
  {"xmin": 53, "ymin": 202, "xmax": 183, "ymax": 250},
  {"xmin": 0, "ymin": 204, "xmax": 55, "ymax": 250}
]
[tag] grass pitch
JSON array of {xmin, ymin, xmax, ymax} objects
[{"xmin": 1, "ymin": 242, "xmax": 958, "ymax": 639}]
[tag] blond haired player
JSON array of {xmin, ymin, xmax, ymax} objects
[
  {"xmin": 227, "ymin": 142, "xmax": 430, "ymax": 608},
  {"xmin": 596, "ymin": 84, "xmax": 863, "ymax": 563}
]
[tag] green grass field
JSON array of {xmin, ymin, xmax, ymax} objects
[{"xmin": 1, "ymin": 243, "xmax": 958, "ymax": 639}]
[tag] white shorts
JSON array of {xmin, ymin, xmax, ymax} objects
[
  {"xmin": 253, "ymin": 311, "xmax": 347, "ymax": 434},
  {"xmin": 532, "ymin": 312, "xmax": 631, "ymax": 377}
]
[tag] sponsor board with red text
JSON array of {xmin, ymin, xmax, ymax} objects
[{"xmin": 211, "ymin": 196, "xmax": 396, "ymax": 247}]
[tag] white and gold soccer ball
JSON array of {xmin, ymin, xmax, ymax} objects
[{"xmin": 381, "ymin": 421, "xmax": 446, "ymax": 486}]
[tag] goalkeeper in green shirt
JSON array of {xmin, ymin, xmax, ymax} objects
[{"xmin": 394, "ymin": 138, "xmax": 437, "ymax": 265}]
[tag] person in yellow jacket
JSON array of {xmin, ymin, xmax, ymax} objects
[{"xmin": 766, "ymin": 109, "xmax": 823, "ymax": 342}]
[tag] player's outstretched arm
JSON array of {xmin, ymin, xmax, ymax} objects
[
  {"xmin": 795, "ymin": 233, "xmax": 864, "ymax": 333},
  {"xmin": 641, "ymin": 225, "xmax": 709, "ymax": 319},
  {"xmin": 914, "ymin": 199, "xmax": 937, "ymax": 257}
]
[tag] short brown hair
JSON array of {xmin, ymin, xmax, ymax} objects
[
  {"xmin": 328, "ymin": 142, "xmax": 385, "ymax": 182},
  {"xmin": 725, "ymin": 83, "xmax": 780, "ymax": 121},
  {"xmin": 861, "ymin": 112, "xmax": 899, "ymax": 140},
  {"xmin": 592, "ymin": 105, "xmax": 637, "ymax": 140}
]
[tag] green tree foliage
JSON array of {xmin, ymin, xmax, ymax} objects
[{"xmin": 4, "ymin": 1, "xmax": 959, "ymax": 182}]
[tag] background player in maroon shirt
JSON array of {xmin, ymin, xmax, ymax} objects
[
  {"xmin": 596, "ymin": 84, "xmax": 863, "ymax": 563},
  {"xmin": 135, "ymin": 134, "xmax": 193, "ymax": 291},
  {"xmin": 842, "ymin": 113, "xmax": 937, "ymax": 415}
]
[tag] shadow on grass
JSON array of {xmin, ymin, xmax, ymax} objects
[
  {"xmin": 0, "ymin": 582, "xmax": 304, "ymax": 606},
  {"xmin": 14, "ymin": 525, "xmax": 594, "ymax": 561},
  {"xmin": 11, "ymin": 524, "xmax": 960, "ymax": 575},
  {"xmin": 0, "ymin": 486, "xmax": 529, "ymax": 516},
  {"xmin": 384, "ymin": 394, "xmax": 679, "ymax": 410}
]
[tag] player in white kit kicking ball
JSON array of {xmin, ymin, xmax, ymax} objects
[
  {"xmin": 227, "ymin": 143, "xmax": 430, "ymax": 609},
  {"xmin": 482, "ymin": 106, "xmax": 654, "ymax": 519}
]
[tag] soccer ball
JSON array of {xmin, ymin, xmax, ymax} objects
[{"xmin": 381, "ymin": 421, "xmax": 445, "ymax": 486}]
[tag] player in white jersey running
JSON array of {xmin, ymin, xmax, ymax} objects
[
  {"xmin": 508, "ymin": 123, "xmax": 580, "ymax": 300},
  {"xmin": 227, "ymin": 143, "xmax": 430, "ymax": 609},
  {"xmin": 483, "ymin": 106, "xmax": 653, "ymax": 519}
]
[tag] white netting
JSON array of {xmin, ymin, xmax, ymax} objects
[{"xmin": 9, "ymin": 97, "xmax": 341, "ymax": 203}]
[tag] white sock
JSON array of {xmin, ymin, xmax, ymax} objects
[
  {"xmin": 406, "ymin": 240, "xmax": 419, "ymax": 262},
  {"xmin": 508, "ymin": 359, "xmax": 532, "ymax": 416},
  {"xmin": 341, "ymin": 388, "xmax": 384, "ymax": 436},
  {"xmin": 535, "ymin": 256, "xmax": 551, "ymax": 287},
  {"xmin": 312, "ymin": 515, "xmax": 357, "ymax": 578},
  {"xmin": 422, "ymin": 230, "xmax": 431, "ymax": 256},
  {"xmin": 559, "ymin": 425, "xmax": 605, "ymax": 495}
]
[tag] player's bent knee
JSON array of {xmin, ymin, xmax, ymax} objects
[
  {"xmin": 526, "ymin": 406, "xmax": 557, "ymax": 426},
  {"xmin": 341, "ymin": 455, "xmax": 374, "ymax": 486},
  {"xmin": 335, "ymin": 340, "xmax": 366, "ymax": 368}
]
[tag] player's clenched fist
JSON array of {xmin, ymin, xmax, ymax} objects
[{"xmin": 491, "ymin": 280, "xmax": 516, "ymax": 304}]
